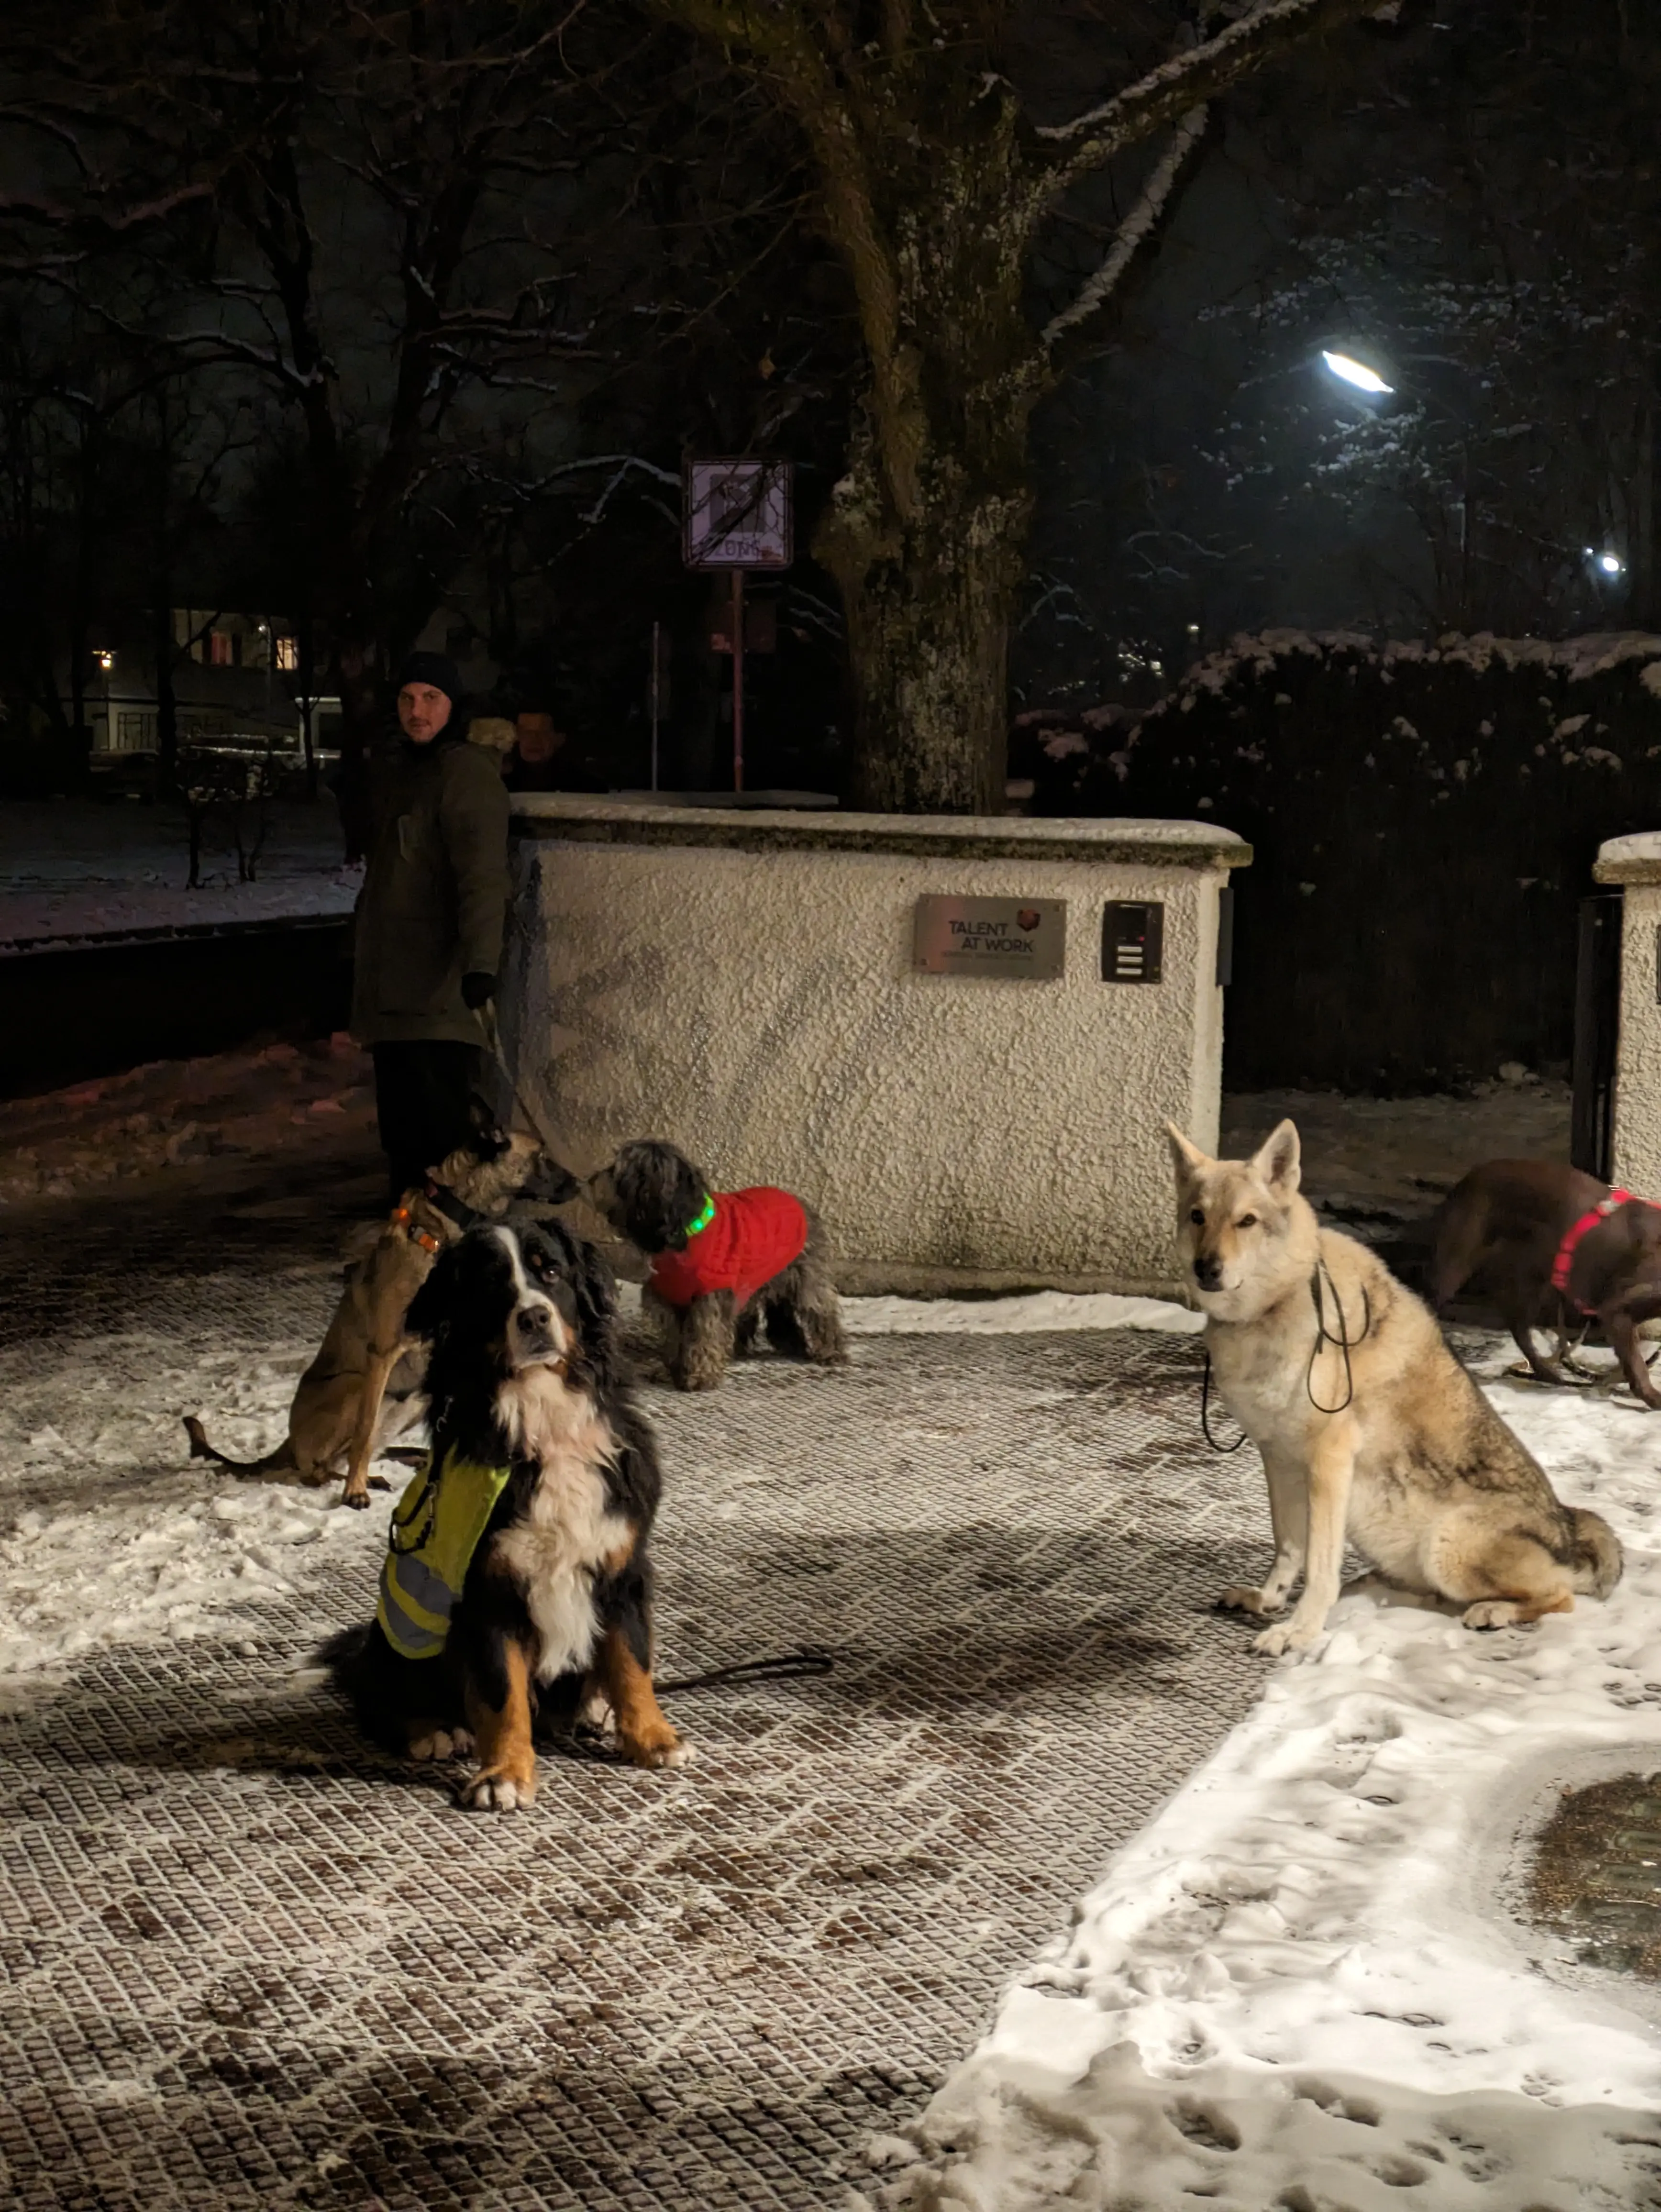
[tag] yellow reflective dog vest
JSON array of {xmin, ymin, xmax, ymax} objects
[{"xmin": 375, "ymin": 1448, "xmax": 514, "ymax": 1662}]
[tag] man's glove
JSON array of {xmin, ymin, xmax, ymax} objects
[{"xmin": 462, "ymin": 971, "xmax": 497, "ymax": 1010}]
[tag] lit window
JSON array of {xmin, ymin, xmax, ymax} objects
[
  {"xmin": 275, "ymin": 636, "xmax": 299, "ymax": 672},
  {"xmin": 209, "ymin": 631, "xmax": 233, "ymax": 666}
]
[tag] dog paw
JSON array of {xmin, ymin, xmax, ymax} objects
[
  {"xmin": 460, "ymin": 1768, "xmax": 534, "ymax": 1811},
  {"xmin": 1253, "ymin": 1618, "xmax": 1322, "ymax": 1658},
  {"xmin": 409, "ymin": 1727, "xmax": 472, "ymax": 1762},
  {"xmin": 1218, "ymin": 1584, "xmax": 1282, "ymax": 1616},
  {"xmin": 339, "ymin": 1487, "xmax": 372, "ymax": 1511},
  {"xmin": 1462, "ymin": 1600, "xmax": 1524, "ymax": 1631},
  {"xmin": 621, "ymin": 1734, "xmax": 694, "ymax": 1770}
]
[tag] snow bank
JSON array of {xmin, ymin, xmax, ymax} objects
[
  {"xmin": 0, "ymin": 1035, "xmax": 375, "ymax": 1206},
  {"xmin": 862, "ymin": 1353, "xmax": 1661, "ymax": 2211}
]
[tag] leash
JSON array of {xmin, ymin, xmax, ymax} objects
[
  {"xmin": 1198, "ymin": 1253, "xmax": 1372, "ymax": 1447},
  {"xmin": 537, "ymin": 1646, "xmax": 838, "ymax": 1766},
  {"xmin": 1306, "ymin": 1255, "xmax": 1371, "ymax": 1415},
  {"xmin": 1199, "ymin": 1352, "xmax": 1249, "ymax": 1452},
  {"xmin": 655, "ymin": 1647, "xmax": 835, "ymax": 1694},
  {"xmin": 477, "ymin": 996, "xmax": 570, "ymax": 1171}
]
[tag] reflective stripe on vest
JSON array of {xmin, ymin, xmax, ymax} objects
[{"xmin": 375, "ymin": 1446, "xmax": 514, "ymax": 1662}]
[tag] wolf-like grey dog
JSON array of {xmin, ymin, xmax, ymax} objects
[{"xmin": 1167, "ymin": 1117, "xmax": 1622, "ymax": 1656}]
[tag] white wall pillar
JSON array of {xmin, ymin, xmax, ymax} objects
[{"xmin": 503, "ymin": 800, "xmax": 1251, "ymax": 1296}]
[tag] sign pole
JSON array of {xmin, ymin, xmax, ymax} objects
[
  {"xmin": 731, "ymin": 570, "xmax": 745, "ymax": 794},
  {"xmin": 649, "ymin": 619, "xmax": 661, "ymax": 792}
]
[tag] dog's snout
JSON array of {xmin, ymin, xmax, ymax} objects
[
  {"xmin": 515, "ymin": 1299, "xmax": 556, "ymax": 1341},
  {"xmin": 1192, "ymin": 1253, "xmax": 1224, "ymax": 1291}
]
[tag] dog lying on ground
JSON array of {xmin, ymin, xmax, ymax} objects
[
  {"xmin": 329, "ymin": 1217, "xmax": 686, "ymax": 1805},
  {"xmin": 186, "ymin": 1103, "xmax": 570, "ymax": 1507},
  {"xmin": 586, "ymin": 1138, "xmax": 846, "ymax": 1391},
  {"xmin": 1430, "ymin": 1157, "xmax": 1661, "ymax": 1406},
  {"xmin": 1167, "ymin": 1118, "xmax": 1622, "ymax": 1655}
]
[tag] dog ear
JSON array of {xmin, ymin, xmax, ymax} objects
[
  {"xmin": 524, "ymin": 1156, "xmax": 580, "ymax": 1207},
  {"xmin": 465, "ymin": 1092, "xmax": 510, "ymax": 1161},
  {"xmin": 1252, "ymin": 1119, "xmax": 1302, "ymax": 1197},
  {"xmin": 1165, "ymin": 1122, "xmax": 1210, "ymax": 1184},
  {"xmin": 660, "ymin": 1151, "xmax": 706, "ymax": 1253}
]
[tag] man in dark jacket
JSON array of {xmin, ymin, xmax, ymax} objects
[{"xmin": 352, "ymin": 652, "xmax": 510, "ymax": 1200}]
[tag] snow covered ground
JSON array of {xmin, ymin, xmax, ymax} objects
[
  {"xmin": 0, "ymin": 1034, "xmax": 376, "ymax": 1205},
  {"xmin": 859, "ymin": 1341, "xmax": 1661, "ymax": 2212},
  {"xmin": 0, "ymin": 1284, "xmax": 1202, "ymax": 1684},
  {"xmin": 0, "ymin": 796, "xmax": 359, "ymax": 949}
]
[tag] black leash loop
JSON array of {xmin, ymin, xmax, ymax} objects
[
  {"xmin": 656, "ymin": 1647, "xmax": 836, "ymax": 1694},
  {"xmin": 1306, "ymin": 1257, "xmax": 1372, "ymax": 1415},
  {"xmin": 386, "ymin": 1456, "xmax": 441, "ymax": 1555},
  {"xmin": 537, "ymin": 1647, "xmax": 836, "ymax": 1767},
  {"xmin": 1200, "ymin": 1350, "xmax": 1250, "ymax": 1453}
]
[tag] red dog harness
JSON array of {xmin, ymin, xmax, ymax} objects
[
  {"xmin": 1551, "ymin": 1189, "xmax": 1639, "ymax": 1314},
  {"xmin": 648, "ymin": 1188, "xmax": 809, "ymax": 1311}
]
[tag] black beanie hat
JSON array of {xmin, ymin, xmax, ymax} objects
[{"xmin": 393, "ymin": 651, "xmax": 462, "ymax": 703}]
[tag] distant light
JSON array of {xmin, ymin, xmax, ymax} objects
[
  {"xmin": 1321, "ymin": 350, "xmax": 1393, "ymax": 396},
  {"xmin": 96, "ymin": 651, "xmax": 114, "ymax": 670},
  {"xmin": 1598, "ymin": 552, "xmax": 1624, "ymax": 576}
]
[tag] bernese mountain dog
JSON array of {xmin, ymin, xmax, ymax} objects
[
  {"xmin": 587, "ymin": 1137, "xmax": 846, "ymax": 1392},
  {"xmin": 331, "ymin": 1216, "xmax": 687, "ymax": 1808}
]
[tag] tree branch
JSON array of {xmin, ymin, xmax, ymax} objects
[
  {"xmin": 1040, "ymin": 102, "xmax": 1210, "ymax": 352},
  {"xmin": 1036, "ymin": 0, "xmax": 1383, "ymax": 202}
]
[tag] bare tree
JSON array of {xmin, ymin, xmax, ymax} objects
[{"xmin": 651, "ymin": 0, "xmax": 1391, "ymax": 809}]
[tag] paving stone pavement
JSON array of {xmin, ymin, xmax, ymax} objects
[{"xmin": 0, "ymin": 1157, "xmax": 1273, "ymax": 2211}]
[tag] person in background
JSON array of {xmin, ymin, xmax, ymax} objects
[
  {"xmin": 503, "ymin": 695, "xmax": 572, "ymax": 793},
  {"xmin": 351, "ymin": 651, "xmax": 509, "ymax": 1202}
]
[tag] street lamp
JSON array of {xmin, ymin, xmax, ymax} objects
[
  {"xmin": 1584, "ymin": 547, "xmax": 1625, "ymax": 577},
  {"xmin": 1320, "ymin": 350, "xmax": 1394, "ymax": 397}
]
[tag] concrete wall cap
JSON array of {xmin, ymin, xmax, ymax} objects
[
  {"xmin": 1595, "ymin": 831, "xmax": 1661, "ymax": 884},
  {"xmin": 509, "ymin": 794, "xmax": 1252, "ymax": 869}
]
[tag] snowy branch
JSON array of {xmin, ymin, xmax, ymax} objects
[
  {"xmin": 1040, "ymin": 103, "xmax": 1210, "ymax": 351},
  {"xmin": 1034, "ymin": 0, "xmax": 1382, "ymax": 204}
]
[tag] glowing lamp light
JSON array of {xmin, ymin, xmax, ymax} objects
[
  {"xmin": 1599, "ymin": 553, "xmax": 1624, "ymax": 576},
  {"xmin": 96, "ymin": 651, "xmax": 114, "ymax": 670},
  {"xmin": 1321, "ymin": 350, "xmax": 1394, "ymax": 396}
]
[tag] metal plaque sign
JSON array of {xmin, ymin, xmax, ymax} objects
[
  {"xmin": 913, "ymin": 896, "xmax": 1067, "ymax": 980},
  {"xmin": 684, "ymin": 459, "xmax": 794, "ymax": 569}
]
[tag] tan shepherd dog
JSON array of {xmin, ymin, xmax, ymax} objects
[{"xmin": 1166, "ymin": 1118, "xmax": 1623, "ymax": 1656}]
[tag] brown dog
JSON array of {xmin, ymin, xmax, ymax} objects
[
  {"xmin": 1430, "ymin": 1158, "xmax": 1661, "ymax": 1405},
  {"xmin": 186, "ymin": 1114, "xmax": 565, "ymax": 1505}
]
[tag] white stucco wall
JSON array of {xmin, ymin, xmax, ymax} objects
[
  {"xmin": 1595, "ymin": 834, "xmax": 1661, "ymax": 1194},
  {"xmin": 502, "ymin": 801, "xmax": 1251, "ymax": 1295}
]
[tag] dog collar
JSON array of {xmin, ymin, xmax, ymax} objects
[
  {"xmin": 684, "ymin": 1193, "xmax": 717, "ymax": 1239},
  {"xmin": 1551, "ymin": 1189, "xmax": 1638, "ymax": 1312},
  {"xmin": 390, "ymin": 1204, "xmax": 443, "ymax": 1255}
]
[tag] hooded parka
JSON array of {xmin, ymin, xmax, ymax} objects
[{"xmin": 351, "ymin": 727, "xmax": 510, "ymax": 1048}]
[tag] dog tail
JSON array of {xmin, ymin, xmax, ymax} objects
[
  {"xmin": 183, "ymin": 1415, "xmax": 297, "ymax": 1478},
  {"xmin": 1426, "ymin": 1182, "xmax": 1493, "ymax": 1312},
  {"xmin": 315, "ymin": 1623, "xmax": 371, "ymax": 1694},
  {"xmin": 1569, "ymin": 1506, "xmax": 1624, "ymax": 1599}
]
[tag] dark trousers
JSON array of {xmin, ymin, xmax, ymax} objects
[{"xmin": 372, "ymin": 1041, "xmax": 480, "ymax": 1200}]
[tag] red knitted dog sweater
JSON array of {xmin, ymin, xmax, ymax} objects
[{"xmin": 647, "ymin": 1188, "xmax": 809, "ymax": 1310}]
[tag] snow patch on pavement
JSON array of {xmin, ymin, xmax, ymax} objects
[
  {"xmin": 861, "ymin": 1350, "xmax": 1661, "ymax": 2211},
  {"xmin": 844, "ymin": 1290, "xmax": 1203, "ymax": 1336},
  {"xmin": 0, "ymin": 1320, "xmax": 387, "ymax": 1676}
]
